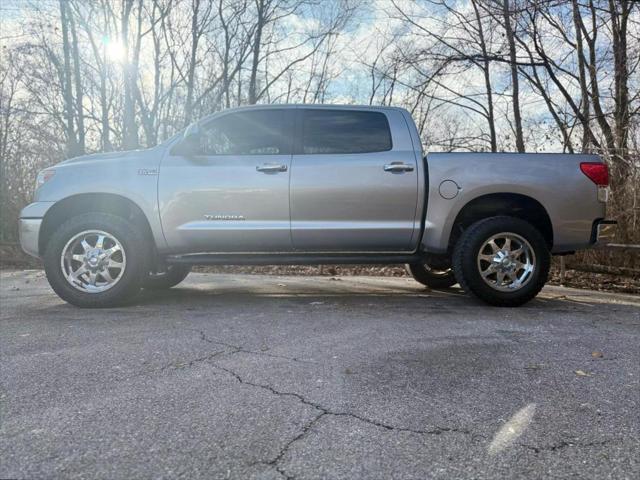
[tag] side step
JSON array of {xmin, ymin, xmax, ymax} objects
[{"xmin": 166, "ymin": 253, "xmax": 423, "ymax": 266}]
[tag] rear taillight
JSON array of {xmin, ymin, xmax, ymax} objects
[{"xmin": 580, "ymin": 162, "xmax": 609, "ymax": 186}]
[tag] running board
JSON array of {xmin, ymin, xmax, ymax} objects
[{"xmin": 166, "ymin": 253, "xmax": 423, "ymax": 266}]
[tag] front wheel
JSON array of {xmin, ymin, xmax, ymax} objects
[
  {"xmin": 452, "ymin": 216, "xmax": 550, "ymax": 307},
  {"xmin": 44, "ymin": 213, "xmax": 148, "ymax": 308}
]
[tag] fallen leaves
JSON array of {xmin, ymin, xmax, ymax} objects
[{"xmin": 525, "ymin": 363, "xmax": 544, "ymax": 371}]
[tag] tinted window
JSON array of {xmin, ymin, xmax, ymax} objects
[
  {"xmin": 301, "ymin": 110, "xmax": 392, "ymax": 154},
  {"xmin": 201, "ymin": 109, "xmax": 289, "ymax": 155}
]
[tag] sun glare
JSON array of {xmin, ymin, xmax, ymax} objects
[{"xmin": 103, "ymin": 38, "xmax": 126, "ymax": 63}]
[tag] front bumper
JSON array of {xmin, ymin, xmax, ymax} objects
[
  {"xmin": 592, "ymin": 220, "xmax": 617, "ymax": 246},
  {"xmin": 18, "ymin": 202, "xmax": 55, "ymax": 259},
  {"xmin": 19, "ymin": 218, "xmax": 42, "ymax": 258}
]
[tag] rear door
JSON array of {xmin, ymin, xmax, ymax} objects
[
  {"xmin": 159, "ymin": 108, "xmax": 293, "ymax": 253},
  {"xmin": 289, "ymin": 108, "xmax": 419, "ymax": 252}
]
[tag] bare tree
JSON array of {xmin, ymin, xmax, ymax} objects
[
  {"xmin": 471, "ymin": 0, "xmax": 497, "ymax": 151},
  {"xmin": 121, "ymin": 0, "xmax": 139, "ymax": 149},
  {"xmin": 0, "ymin": 0, "xmax": 637, "ymax": 251},
  {"xmin": 500, "ymin": 0, "xmax": 525, "ymax": 152},
  {"xmin": 59, "ymin": 0, "xmax": 80, "ymax": 156}
]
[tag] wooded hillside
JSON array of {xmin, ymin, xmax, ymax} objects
[{"xmin": 1, "ymin": 0, "xmax": 638, "ymax": 257}]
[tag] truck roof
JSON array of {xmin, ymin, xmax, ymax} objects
[{"xmin": 206, "ymin": 103, "xmax": 409, "ymax": 114}]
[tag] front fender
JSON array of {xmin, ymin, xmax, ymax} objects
[{"xmin": 33, "ymin": 149, "xmax": 166, "ymax": 252}]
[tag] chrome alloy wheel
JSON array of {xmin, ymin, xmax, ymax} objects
[
  {"xmin": 60, "ymin": 230, "xmax": 126, "ymax": 293},
  {"xmin": 476, "ymin": 232, "xmax": 535, "ymax": 292}
]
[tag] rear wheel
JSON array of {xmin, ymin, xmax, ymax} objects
[
  {"xmin": 44, "ymin": 213, "xmax": 148, "ymax": 308},
  {"xmin": 144, "ymin": 265, "xmax": 190, "ymax": 290},
  {"xmin": 452, "ymin": 216, "xmax": 550, "ymax": 307},
  {"xmin": 407, "ymin": 262, "xmax": 457, "ymax": 289}
]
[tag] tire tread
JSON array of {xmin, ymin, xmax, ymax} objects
[
  {"xmin": 452, "ymin": 216, "xmax": 550, "ymax": 307},
  {"xmin": 407, "ymin": 263, "xmax": 457, "ymax": 289},
  {"xmin": 44, "ymin": 212, "xmax": 149, "ymax": 308}
]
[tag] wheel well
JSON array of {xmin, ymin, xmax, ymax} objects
[
  {"xmin": 449, "ymin": 193, "xmax": 553, "ymax": 252},
  {"xmin": 39, "ymin": 193, "xmax": 154, "ymax": 256}
]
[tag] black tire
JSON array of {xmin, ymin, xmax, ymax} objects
[
  {"xmin": 407, "ymin": 262, "xmax": 457, "ymax": 289},
  {"xmin": 44, "ymin": 213, "xmax": 149, "ymax": 308},
  {"xmin": 452, "ymin": 216, "xmax": 550, "ymax": 307},
  {"xmin": 143, "ymin": 265, "xmax": 190, "ymax": 290}
]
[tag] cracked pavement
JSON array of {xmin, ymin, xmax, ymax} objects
[{"xmin": 1, "ymin": 270, "xmax": 639, "ymax": 479}]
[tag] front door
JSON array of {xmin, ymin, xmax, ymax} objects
[
  {"xmin": 290, "ymin": 108, "xmax": 419, "ymax": 252},
  {"xmin": 159, "ymin": 108, "xmax": 293, "ymax": 253}
]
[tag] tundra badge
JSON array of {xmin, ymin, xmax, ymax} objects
[
  {"xmin": 137, "ymin": 168, "xmax": 158, "ymax": 176},
  {"xmin": 204, "ymin": 214, "xmax": 246, "ymax": 221}
]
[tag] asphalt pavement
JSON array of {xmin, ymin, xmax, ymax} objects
[{"xmin": 1, "ymin": 270, "xmax": 639, "ymax": 479}]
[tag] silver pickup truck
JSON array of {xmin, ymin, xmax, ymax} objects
[{"xmin": 20, "ymin": 104, "xmax": 615, "ymax": 308}]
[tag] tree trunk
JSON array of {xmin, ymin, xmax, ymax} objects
[
  {"xmin": 572, "ymin": 0, "xmax": 591, "ymax": 151},
  {"xmin": 68, "ymin": 9, "xmax": 85, "ymax": 155},
  {"xmin": 502, "ymin": 0, "xmax": 525, "ymax": 152},
  {"xmin": 184, "ymin": 0, "xmax": 201, "ymax": 126},
  {"xmin": 218, "ymin": 0, "xmax": 232, "ymax": 109},
  {"xmin": 59, "ymin": 0, "xmax": 79, "ymax": 157},
  {"xmin": 472, "ymin": 0, "xmax": 497, "ymax": 152},
  {"xmin": 121, "ymin": 0, "xmax": 139, "ymax": 150},
  {"xmin": 610, "ymin": 0, "xmax": 630, "ymax": 164},
  {"xmin": 73, "ymin": 1, "xmax": 112, "ymax": 151},
  {"xmin": 248, "ymin": 0, "xmax": 265, "ymax": 105}
]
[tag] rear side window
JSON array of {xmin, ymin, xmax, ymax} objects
[
  {"xmin": 301, "ymin": 109, "xmax": 392, "ymax": 154},
  {"xmin": 201, "ymin": 109, "xmax": 289, "ymax": 155}
]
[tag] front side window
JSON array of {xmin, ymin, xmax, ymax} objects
[
  {"xmin": 301, "ymin": 109, "xmax": 392, "ymax": 155},
  {"xmin": 201, "ymin": 109, "xmax": 289, "ymax": 155}
]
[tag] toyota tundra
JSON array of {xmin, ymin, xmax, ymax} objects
[{"xmin": 19, "ymin": 105, "xmax": 616, "ymax": 307}]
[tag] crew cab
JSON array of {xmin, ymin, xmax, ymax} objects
[{"xmin": 19, "ymin": 104, "xmax": 616, "ymax": 307}]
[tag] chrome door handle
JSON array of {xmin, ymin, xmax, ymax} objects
[
  {"xmin": 384, "ymin": 162, "xmax": 414, "ymax": 173},
  {"xmin": 256, "ymin": 163, "xmax": 287, "ymax": 173}
]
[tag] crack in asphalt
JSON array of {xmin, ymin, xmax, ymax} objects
[
  {"xmin": 212, "ymin": 363, "xmax": 471, "ymax": 436},
  {"xmin": 186, "ymin": 328, "xmax": 317, "ymax": 365},
  {"xmin": 157, "ymin": 327, "xmax": 617, "ymax": 474},
  {"xmin": 210, "ymin": 361, "xmax": 479, "ymax": 477},
  {"xmin": 120, "ymin": 327, "xmax": 315, "ymax": 382},
  {"xmin": 266, "ymin": 411, "xmax": 327, "ymax": 479},
  {"xmin": 518, "ymin": 439, "xmax": 617, "ymax": 454},
  {"xmin": 157, "ymin": 349, "xmax": 230, "ymax": 371},
  {"xmin": 116, "ymin": 348, "xmax": 232, "ymax": 381},
  {"xmin": 163, "ymin": 326, "xmax": 486, "ymax": 477}
]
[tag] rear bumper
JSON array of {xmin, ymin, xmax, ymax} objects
[
  {"xmin": 592, "ymin": 220, "xmax": 617, "ymax": 246},
  {"xmin": 19, "ymin": 218, "xmax": 42, "ymax": 258}
]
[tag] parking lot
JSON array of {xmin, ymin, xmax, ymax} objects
[{"xmin": 1, "ymin": 269, "xmax": 639, "ymax": 479}]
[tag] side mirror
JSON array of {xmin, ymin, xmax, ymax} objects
[{"xmin": 171, "ymin": 123, "xmax": 202, "ymax": 157}]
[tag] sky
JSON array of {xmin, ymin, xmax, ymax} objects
[{"xmin": 2, "ymin": 0, "xmax": 638, "ymax": 153}]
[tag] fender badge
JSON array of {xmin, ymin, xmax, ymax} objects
[
  {"xmin": 137, "ymin": 168, "xmax": 158, "ymax": 176},
  {"xmin": 204, "ymin": 214, "xmax": 245, "ymax": 221}
]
